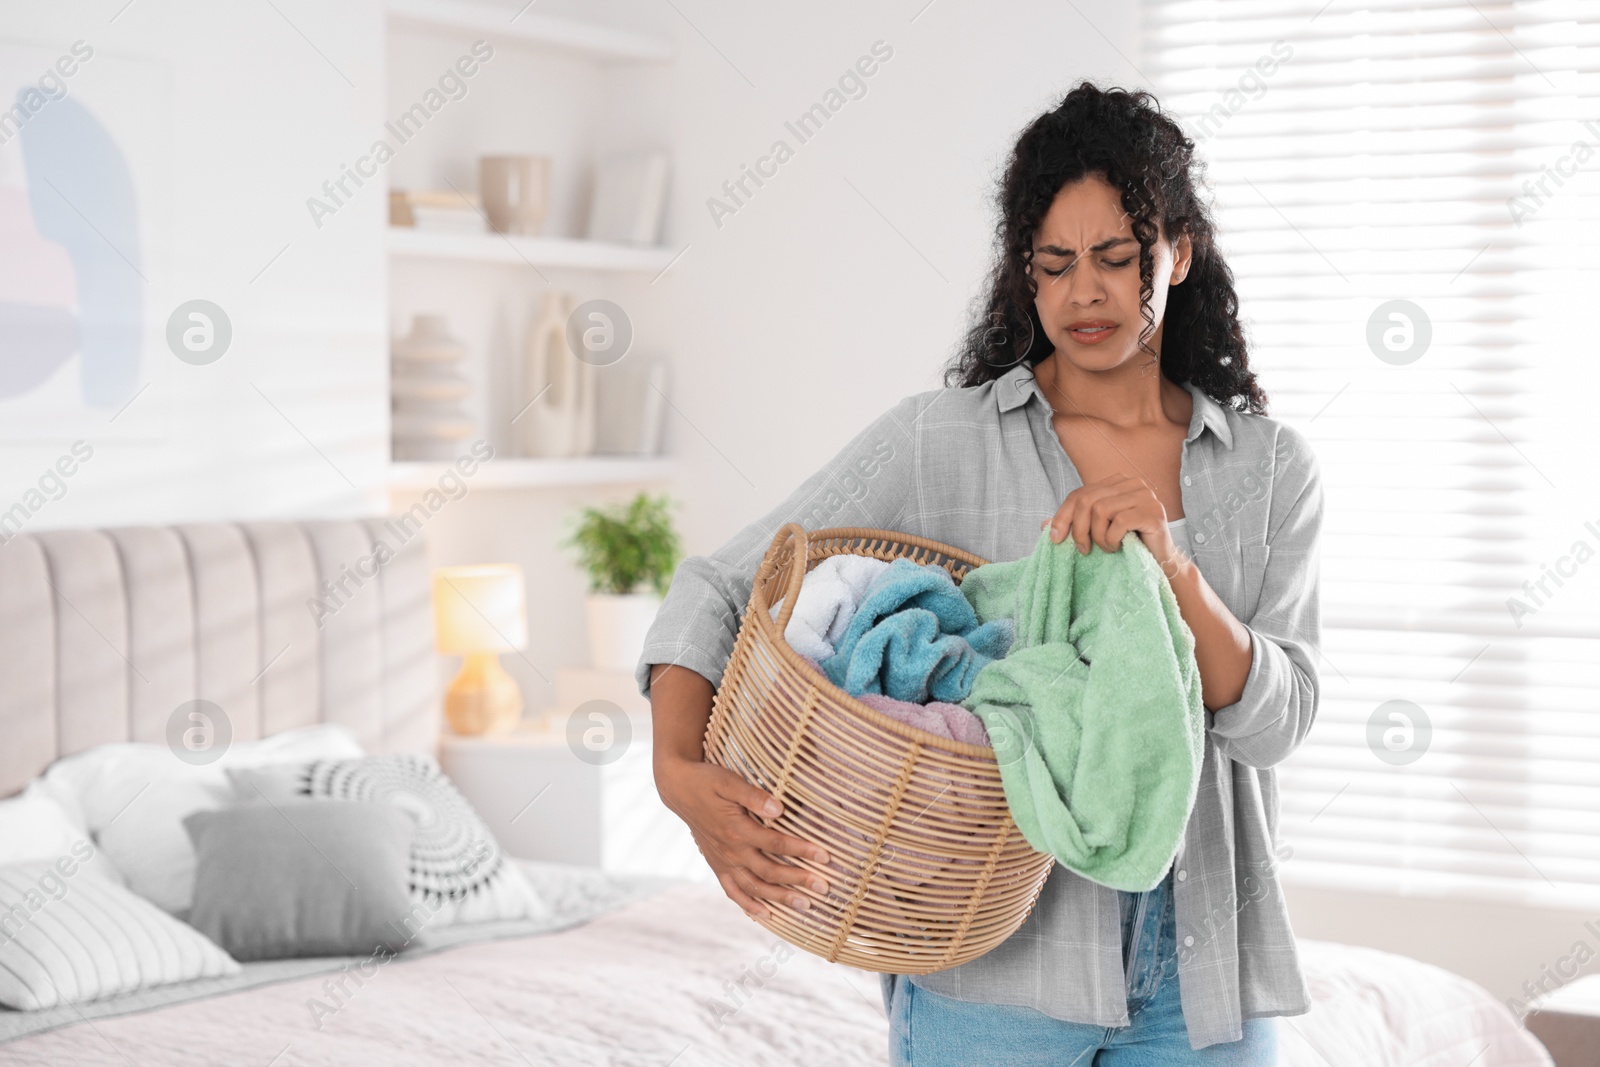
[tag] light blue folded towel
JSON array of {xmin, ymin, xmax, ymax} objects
[{"xmin": 820, "ymin": 558, "xmax": 1014, "ymax": 704}]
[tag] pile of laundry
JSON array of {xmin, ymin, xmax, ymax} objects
[
  {"xmin": 771, "ymin": 531, "xmax": 1207, "ymax": 893},
  {"xmin": 771, "ymin": 554, "xmax": 1012, "ymax": 745}
]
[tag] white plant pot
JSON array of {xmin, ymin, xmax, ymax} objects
[{"xmin": 585, "ymin": 592, "xmax": 662, "ymax": 673}]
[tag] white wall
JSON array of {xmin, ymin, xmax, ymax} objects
[{"xmin": 0, "ymin": 0, "xmax": 389, "ymax": 526}]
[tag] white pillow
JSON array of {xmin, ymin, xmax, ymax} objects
[
  {"xmin": 0, "ymin": 861, "xmax": 239, "ymax": 1010},
  {"xmin": 0, "ymin": 783, "xmax": 124, "ymax": 886},
  {"xmin": 34, "ymin": 724, "xmax": 365, "ymax": 914}
]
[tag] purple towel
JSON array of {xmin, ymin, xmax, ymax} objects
[
  {"xmin": 855, "ymin": 693, "xmax": 991, "ymax": 747},
  {"xmin": 799, "ymin": 654, "xmax": 989, "ymax": 746}
]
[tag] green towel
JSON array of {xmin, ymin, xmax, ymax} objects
[{"xmin": 958, "ymin": 528, "xmax": 1205, "ymax": 892}]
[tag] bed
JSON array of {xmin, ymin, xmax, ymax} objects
[{"xmin": 0, "ymin": 520, "xmax": 1555, "ymax": 1066}]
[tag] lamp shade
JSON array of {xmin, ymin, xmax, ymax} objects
[{"xmin": 433, "ymin": 565, "xmax": 527, "ymax": 654}]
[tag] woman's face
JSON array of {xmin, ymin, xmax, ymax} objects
[{"xmin": 1028, "ymin": 173, "xmax": 1191, "ymax": 374}]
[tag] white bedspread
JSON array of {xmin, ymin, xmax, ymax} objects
[
  {"xmin": 1281, "ymin": 939, "xmax": 1552, "ymax": 1067},
  {"xmin": 0, "ymin": 879, "xmax": 1552, "ymax": 1066},
  {"xmin": 0, "ymin": 881, "xmax": 883, "ymax": 1066}
]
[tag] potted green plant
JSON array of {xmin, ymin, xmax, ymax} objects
[{"xmin": 561, "ymin": 492, "xmax": 682, "ymax": 672}]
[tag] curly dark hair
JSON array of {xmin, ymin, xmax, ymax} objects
[{"xmin": 943, "ymin": 80, "xmax": 1267, "ymax": 415}]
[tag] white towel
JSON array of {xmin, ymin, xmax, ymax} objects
[{"xmin": 769, "ymin": 555, "xmax": 892, "ymax": 661}]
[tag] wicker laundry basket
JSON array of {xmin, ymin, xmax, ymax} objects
[{"xmin": 702, "ymin": 522, "xmax": 1055, "ymax": 974}]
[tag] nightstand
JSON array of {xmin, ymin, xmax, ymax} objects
[
  {"xmin": 438, "ymin": 711, "xmax": 713, "ymax": 885},
  {"xmin": 1526, "ymin": 974, "xmax": 1600, "ymax": 1066}
]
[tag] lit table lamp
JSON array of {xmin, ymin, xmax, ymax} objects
[{"xmin": 433, "ymin": 564, "xmax": 528, "ymax": 736}]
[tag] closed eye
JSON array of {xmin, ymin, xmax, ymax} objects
[{"xmin": 1038, "ymin": 256, "xmax": 1136, "ymax": 277}]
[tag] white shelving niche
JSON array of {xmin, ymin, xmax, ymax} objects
[{"xmin": 383, "ymin": 0, "xmax": 677, "ymax": 495}]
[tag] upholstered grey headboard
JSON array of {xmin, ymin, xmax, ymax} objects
[{"xmin": 0, "ymin": 519, "xmax": 440, "ymax": 796}]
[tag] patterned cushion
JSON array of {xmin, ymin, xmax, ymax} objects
[
  {"xmin": 229, "ymin": 755, "xmax": 547, "ymax": 928},
  {"xmin": 0, "ymin": 862, "xmax": 238, "ymax": 1010}
]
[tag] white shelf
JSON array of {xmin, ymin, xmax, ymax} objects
[
  {"xmin": 388, "ymin": 226, "xmax": 677, "ymax": 273},
  {"xmin": 388, "ymin": 456, "xmax": 676, "ymax": 491},
  {"xmin": 385, "ymin": 0, "xmax": 672, "ymax": 62}
]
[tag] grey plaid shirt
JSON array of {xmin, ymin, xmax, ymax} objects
[{"xmin": 636, "ymin": 358, "xmax": 1322, "ymax": 1050}]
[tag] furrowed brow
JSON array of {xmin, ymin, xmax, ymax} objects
[{"xmin": 1034, "ymin": 237, "xmax": 1136, "ymax": 256}]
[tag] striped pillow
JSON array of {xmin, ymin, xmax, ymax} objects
[{"xmin": 0, "ymin": 861, "xmax": 239, "ymax": 1010}]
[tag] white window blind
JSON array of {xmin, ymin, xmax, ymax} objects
[{"xmin": 1145, "ymin": 0, "xmax": 1600, "ymax": 909}]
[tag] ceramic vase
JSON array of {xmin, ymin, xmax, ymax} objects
[
  {"xmin": 518, "ymin": 291, "xmax": 596, "ymax": 458},
  {"xmin": 391, "ymin": 314, "xmax": 473, "ymax": 462},
  {"xmin": 481, "ymin": 156, "xmax": 551, "ymax": 236}
]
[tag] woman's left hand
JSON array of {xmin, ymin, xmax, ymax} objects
[{"xmin": 1042, "ymin": 473, "xmax": 1183, "ymax": 578}]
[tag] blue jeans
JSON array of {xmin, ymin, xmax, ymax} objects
[{"xmin": 882, "ymin": 871, "xmax": 1276, "ymax": 1064}]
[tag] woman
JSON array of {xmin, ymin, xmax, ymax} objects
[{"xmin": 640, "ymin": 81, "xmax": 1322, "ymax": 1063}]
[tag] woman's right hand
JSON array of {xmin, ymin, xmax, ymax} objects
[{"xmin": 655, "ymin": 756, "xmax": 831, "ymax": 920}]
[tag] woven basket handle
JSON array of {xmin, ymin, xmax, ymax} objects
[{"xmin": 768, "ymin": 522, "xmax": 809, "ymax": 634}]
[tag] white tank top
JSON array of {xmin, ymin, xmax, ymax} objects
[{"xmin": 1167, "ymin": 517, "xmax": 1192, "ymax": 559}]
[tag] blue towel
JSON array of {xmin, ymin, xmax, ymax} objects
[{"xmin": 820, "ymin": 558, "xmax": 1014, "ymax": 704}]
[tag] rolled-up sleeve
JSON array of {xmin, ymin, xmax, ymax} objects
[
  {"xmin": 1207, "ymin": 424, "xmax": 1324, "ymax": 768},
  {"xmin": 634, "ymin": 393, "xmax": 923, "ymax": 699}
]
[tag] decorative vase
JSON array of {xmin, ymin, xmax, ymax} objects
[
  {"xmin": 518, "ymin": 291, "xmax": 597, "ymax": 458},
  {"xmin": 480, "ymin": 155, "xmax": 551, "ymax": 236},
  {"xmin": 584, "ymin": 592, "xmax": 662, "ymax": 673},
  {"xmin": 392, "ymin": 314, "xmax": 473, "ymax": 462}
]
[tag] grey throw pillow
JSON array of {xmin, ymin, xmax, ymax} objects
[
  {"xmin": 229, "ymin": 755, "xmax": 547, "ymax": 927},
  {"xmin": 183, "ymin": 799, "xmax": 419, "ymax": 961}
]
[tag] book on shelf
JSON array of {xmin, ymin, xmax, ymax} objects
[
  {"xmin": 585, "ymin": 152, "xmax": 669, "ymax": 246},
  {"xmin": 390, "ymin": 189, "xmax": 485, "ymax": 232}
]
